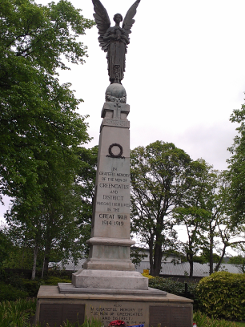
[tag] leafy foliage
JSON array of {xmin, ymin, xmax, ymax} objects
[
  {"xmin": 228, "ymin": 254, "xmax": 245, "ymax": 273},
  {"xmin": 193, "ymin": 311, "xmax": 239, "ymax": 327},
  {"xmin": 228, "ymin": 101, "xmax": 245, "ymax": 225},
  {"xmin": 0, "ymin": 298, "xmax": 36, "ymax": 327},
  {"xmin": 0, "ymin": 298, "xmax": 103, "ymax": 327},
  {"xmin": 131, "ymin": 141, "xmax": 191, "ymax": 276},
  {"xmin": 0, "ymin": 229, "xmax": 12, "ymax": 268},
  {"xmin": 0, "ymin": 0, "xmax": 95, "ymax": 278},
  {"xmin": 0, "ymin": 0, "xmax": 94, "ymax": 200},
  {"xmin": 0, "ymin": 282, "xmax": 29, "ymax": 302},
  {"xmin": 173, "ymin": 161, "xmax": 232, "ymax": 275},
  {"xmin": 196, "ymin": 271, "xmax": 245, "ymax": 321},
  {"xmin": 75, "ymin": 146, "xmax": 98, "ymax": 257},
  {"xmin": 149, "ymin": 276, "xmax": 196, "ymax": 299}
]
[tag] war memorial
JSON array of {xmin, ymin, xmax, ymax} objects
[{"xmin": 35, "ymin": 1, "xmax": 193, "ymax": 326}]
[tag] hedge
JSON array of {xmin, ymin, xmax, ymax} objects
[{"xmin": 196, "ymin": 271, "xmax": 245, "ymax": 321}]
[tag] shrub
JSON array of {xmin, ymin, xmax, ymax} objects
[
  {"xmin": 193, "ymin": 311, "xmax": 238, "ymax": 327},
  {"xmin": 196, "ymin": 271, "xmax": 245, "ymax": 321},
  {"xmin": 0, "ymin": 298, "xmax": 36, "ymax": 327},
  {"xmin": 0, "ymin": 282, "xmax": 28, "ymax": 302},
  {"xmin": 0, "ymin": 299, "xmax": 102, "ymax": 327},
  {"xmin": 22, "ymin": 279, "xmax": 42, "ymax": 297},
  {"xmin": 43, "ymin": 276, "xmax": 71, "ymax": 285},
  {"xmin": 149, "ymin": 276, "xmax": 196, "ymax": 300}
]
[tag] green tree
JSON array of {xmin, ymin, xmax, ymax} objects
[
  {"xmin": 0, "ymin": 228, "xmax": 12, "ymax": 268},
  {"xmin": 175, "ymin": 161, "xmax": 243, "ymax": 276},
  {"xmin": 0, "ymin": 0, "xmax": 95, "ymax": 278},
  {"xmin": 173, "ymin": 160, "xmax": 215, "ymax": 276},
  {"xmin": 75, "ymin": 146, "xmax": 98, "ymax": 257},
  {"xmin": 5, "ymin": 145, "xmax": 98, "ymax": 278},
  {"xmin": 228, "ymin": 251, "xmax": 245, "ymax": 273},
  {"xmin": 228, "ymin": 102, "xmax": 245, "ymax": 225},
  {"xmin": 130, "ymin": 141, "xmax": 191, "ymax": 276},
  {"xmin": 0, "ymin": 0, "xmax": 94, "ymax": 201}
]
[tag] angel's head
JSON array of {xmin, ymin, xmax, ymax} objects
[{"xmin": 113, "ymin": 13, "xmax": 123, "ymax": 24}]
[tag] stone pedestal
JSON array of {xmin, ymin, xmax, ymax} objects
[{"xmin": 35, "ymin": 286, "xmax": 193, "ymax": 327}]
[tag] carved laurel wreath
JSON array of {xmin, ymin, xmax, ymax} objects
[{"xmin": 107, "ymin": 143, "xmax": 124, "ymax": 158}]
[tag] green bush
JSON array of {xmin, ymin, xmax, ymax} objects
[
  {"xmin": 0, "ymin": 298, "xmax": 36, "ymax": 327},
  {"xmin": 22, "ymin": 279, "xmax": 42, "ymax": 297},
  {"xmin": 0, "ymin": 299, "xmax": 102, "ymax": 327},
  {"xmin": 43, "ymin": 276, "xmax": 71, "ymax": 285},
  {"xmin": 0, "ymin": 282, "xmax": 28, "ymax": 302},
  {"xmin": 0, "ymin": 275, "xmax": 71, "ymax": 301},
  {"xmin": 149, "ymin": 276, "xmax": 196, "ymax": 299},
  {"xmin": 193, "ymin": 311, "xmax": 238, "ymax": 327},
  {"xmin": 196, "ymin": 271, "xmax": 245, "ymax": 321}
]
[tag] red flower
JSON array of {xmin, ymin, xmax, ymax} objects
[{"xmin": 108, "ymin": 320, "xmax": 126, "ymax": 326}]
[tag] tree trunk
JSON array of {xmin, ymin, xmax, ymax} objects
[
  {"xmin": 43, "ymin": 249, "xmax": 50, "ymax": 274},
  {"xmin": 31, "ymin": 244, "xmax": 38, "ymax": 280},
  {"xmin": 187, "ymin": 252, "xmax": 194, "ymax": 277},
  {"xmin": 149, "ymin": 235, "xmax": 154, "ymax": 276},
  {"xmin": 215, "ymin": 243, "xmax": 227, "ymax": 272},
  {"xmin": 41, "ymin": 256, "xmax": 45, "ymax": 278},
  {"xmin": 152, "ymin": 239, "xmax": 162, "ymax": 276},
  {"xmin": 209, "ymin": 230, "xmax": 214, "ymax": 274}
]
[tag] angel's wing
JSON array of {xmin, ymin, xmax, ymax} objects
[
  {"xmin": 91, "ymin": 0, "xmax": 111, "ymax": 51},
  {"xmin": 122, "ymin": 0, "xmax": 141, "ymax": 37}
]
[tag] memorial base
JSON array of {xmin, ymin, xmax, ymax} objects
[
  {"xmin": 35, "ymin": 285, "xmax": 193, "ymax": 327},
  {"xmin": 72, "ymin": 269, "xmax": 148, "ymax": 290}
]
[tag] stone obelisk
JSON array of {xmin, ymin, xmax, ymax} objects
[{"xmin": 72, "ymin": 83, "xmax": 147, "ymax": 289}]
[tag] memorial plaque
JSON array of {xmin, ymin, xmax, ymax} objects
[
  {"xmin": 63, "ymin": 304, "xmax": 85, "ymax": 324},
  {"xmin": 39, "ymin": 304, "xmax": 62, "ymax": 326},
  {"xmin": 39, "ymin": 303, "xmax": 85, "ymax": 327},
  {"xmin": 149, "ymin": 306, "xmax": 170, "ymax": 327},
  {"xmin": 171, "ymin": 307, "xmax": 191, "ymax": 326},
  {"xmin": 149, "ymin": 305, "xmax": 192, "ymax": 327},
  {"xmin": 86, "ymin": 301, "xmax": 147, "ymax": 327}
]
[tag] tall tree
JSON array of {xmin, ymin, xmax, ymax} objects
[
  {"xmin": 0, "ymin": 0, "xmax": 94, "ymax": 202},
  {"xmin": 130, "ymin": 141, "xmax": 191, "ymax": 276},
  {"xmin": 227, "ymin": 102, "xmax": 245, "ymax": 225},
  {"xmin": 174, "ymin": 160, "xmax": 221, "ymax": 276},
  {"xmin": 0, "ymin": 228, "xmax": 12, "ymax": 268},
  {"xmin": 5, "ymin": 145, "xmax": 98, "ymax": 279},
  {"xmin": 175, "ymin": 160, "xmax": 244, "ymax": 276},
  {"xmin": 0, "ymin": 0, "xmax": 95, "ymax": 278},
  {"xmin": 75, "ymin": 146, "xmax": 98, "ymax": 257}
]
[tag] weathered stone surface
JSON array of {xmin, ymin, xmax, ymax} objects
[
  {"xmin": 35, "ymin": 286, "xmax": 192, "ymax": 327},
  {"xmin": 71, "ymin": 270, "xmax": 148, "ymax": 290},
  {"xmin": 39, "ymin": 303, "xmax": 85, "ymax": 327},
  {"xmin": 149, "ymin": 305, "xmax": 192, "ymax": 327},
  {"xmin": 73, "ymin": 93, "xmax": 136, "ymax": 285}
]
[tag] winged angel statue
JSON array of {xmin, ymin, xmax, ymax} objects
[{"xmin": 91, "ymin": 0, "xmax": 141, "ymax": 84}]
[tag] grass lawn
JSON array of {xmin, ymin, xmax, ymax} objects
[{"xmin": 234, "ymin": 323, "xmax": 245, "ymax": 327}]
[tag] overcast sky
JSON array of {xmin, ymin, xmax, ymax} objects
[
  {"xmin": 1, "ymin": 0, "xmax": 245, "ymax": 235},
  {"xmin": 55, "ymin": 0, "xmax": 244, "ymax": 172}
]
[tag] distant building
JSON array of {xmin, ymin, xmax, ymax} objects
[{"xmin": 49, "ymin": 246, "xmax": 241, "ymax": 277}]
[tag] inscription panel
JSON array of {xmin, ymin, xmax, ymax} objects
[
  {"xmin": 97, "ymin": 171, "xmax": 130, "ymax": 211},
  {"xmin": 102, "ymin": 118, "xmax": 130, "ymax": 128},
  {"xmin": 39, "ymin": 303, "xmax": 85, "ymax": 327},
  {"xmin": 172, "ymin": 307, "xmax": 191, "ymax": 326},
  {"xmin": 39, "ymin": 304, "xmax": 62, "ymax": 326},
  {"xmin": 93, "ymin": 166, "xmax": 131, "ymax": 238},
  {"xmin": 86, "ymin": 301, "xmax": 147, "ymax": 327},
  {"xmin": 149, "ymin": 305, "xmax": 192, "ymax": 327}
]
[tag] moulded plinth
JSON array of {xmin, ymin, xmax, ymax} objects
[
  {"xmin": 35, "ymin": 285, "xmax": 193, "ymax": 327},
  {"xmin": 71, "ymin": 269, "xmax": 148, "ymax": 290}
]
